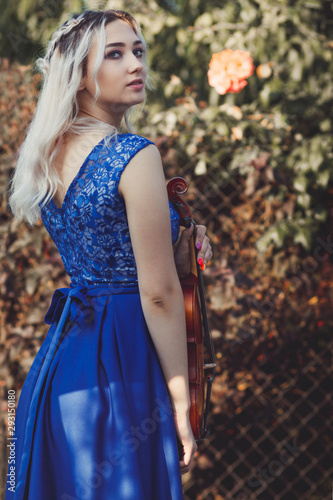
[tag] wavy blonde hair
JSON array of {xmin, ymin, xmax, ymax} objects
[{"xmin": 8, "ymin": 9, "xmax": 153, "ymax": 225}]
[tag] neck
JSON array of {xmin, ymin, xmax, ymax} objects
[{"xmin": 77, "ymin": 110, "xmax": 123, "ymax": 132}]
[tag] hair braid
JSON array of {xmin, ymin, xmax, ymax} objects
[{"xmin": 38, "ymin": 15, "xmax": 88, "ymax": 75}]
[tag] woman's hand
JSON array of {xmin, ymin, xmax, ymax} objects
[
  {"xmin": 174, "ymin": 224, "xmax": 213, "ymax": 277},
  {"xmin": 173, "ymin": 409, "xmax": 198, "ymax": 474}
]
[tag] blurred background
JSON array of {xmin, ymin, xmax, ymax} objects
[{"xmin": 0, "ymin": 0, "xmax": 333, "ymax": 498}]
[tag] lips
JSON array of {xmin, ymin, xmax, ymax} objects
[{"xmin": 127, "ymin": 79, "xmax": 143, "ymax": 86}]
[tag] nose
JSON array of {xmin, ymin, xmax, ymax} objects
[{"xmin": 127, "ymin": 52, "xmax": 145, "ymax": 73}]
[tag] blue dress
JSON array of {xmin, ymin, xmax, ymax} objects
[{"xmin": 5, "ymin": 134, "xmax": 184, "ymax": 500}]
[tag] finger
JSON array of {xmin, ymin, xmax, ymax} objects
[
  {"xmin": 197, "ymin": 236, "xmax": 211, "ymax": 268},
  {"xmin": 203, "ymin": 241, "xmax": 213, "ymax": 263},
  {"xmin": 180, "ymin": 463, "xmax": 191, "ymax": 475},
  {"xmin": 182, "ymin": 442, "xmax": 197, "ymax": 466},
  {"xmin": 180, "ymin": 222, "xmax": 194, "ymax": 242},
  {"xmin": 179, "ymin": 449, "xmax": 195, "ymax": 473},
  {"xmin": 195, "ymin": 226, "xmax": 208, "ymax": 266},
  {"xmin": 194, "ymin": 225, "xmax": 206, "ymax": 250},
  {"xmin": 179, "ymin": 459, "xmax": 192, "ymax": 474}
]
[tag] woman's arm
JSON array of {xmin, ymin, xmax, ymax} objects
[{"xmin": 118, "ymin": 144, "xmax": 197, "ymax": 473}]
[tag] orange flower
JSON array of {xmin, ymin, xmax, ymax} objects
[{"xmin": 208, "ymin": 49, "xmax": 254, "ymax": 95}]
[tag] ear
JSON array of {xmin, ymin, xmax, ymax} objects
[{"xmin": 78, "ymin": 72, "xmax": 87, "ymax": 91}]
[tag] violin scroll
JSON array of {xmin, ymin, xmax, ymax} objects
[{"xmin": 167, "ymin": 177, "xmax": 192, "ymax": 229}]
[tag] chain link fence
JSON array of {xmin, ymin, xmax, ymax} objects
[
  {"xmin": 1, "ymin": 111, "xmax": 332, "ymax": 498},
  {"xmin": 182, "ymin": 333, "xmax": 332, "ymax": 499},
  {"xmin": 172, "ymin": 166, "xmax": 333, "ymax": 500}
]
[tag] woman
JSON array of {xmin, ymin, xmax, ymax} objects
[{"xmin": 6, "ymin": 9, "xmax": 212, "ymax": 500}]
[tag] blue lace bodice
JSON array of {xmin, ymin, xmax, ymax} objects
[{"xmin": 39, "ymin": 133, "xmax": 180, "ymax": 286}]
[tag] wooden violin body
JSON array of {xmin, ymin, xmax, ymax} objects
[
  {"xmin": 181, "ymin": 271, "xmax": 205, "ymax": 438},
  {"xmin": 167, "ymin": 177, "xmax": 216, "ymax": 442}
]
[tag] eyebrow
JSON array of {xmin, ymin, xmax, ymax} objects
[{"xmin": 105, "ymin": 40, "xmax": 143, "ymax": 49}]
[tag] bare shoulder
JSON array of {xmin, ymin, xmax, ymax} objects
[
  {"xmin": 126, "ymin": 142, "xmax": 162, "ymax": 166},
  {"xmin": 118, "ymin": 143, "xmax": 164, "ymax": 196}
]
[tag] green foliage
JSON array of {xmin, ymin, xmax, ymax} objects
[
  {"xmin": 129, "ymin": 0, "xmax": 333, "ymax": 252},
  {"xmin": 2, "ymin": 0, "xmax": 333, "ymax": 252},
  {"xmin": 0, "ymin": 0, "xmax": 86, "ymax": 62}
]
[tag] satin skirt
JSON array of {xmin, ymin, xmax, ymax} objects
[{"xmin": 5, "ymin": 283, "xmax": 183, "ymax": 500}]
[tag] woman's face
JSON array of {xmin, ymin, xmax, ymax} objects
[{"xmin": 79, "ymin": 19, "xmax": 147, "ymax": 127}]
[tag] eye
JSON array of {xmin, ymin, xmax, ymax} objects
[
  {"xmin": 104, "ymin": 50, "xmax": 122, "ymax": 60},
  {"xmin": 134, "ymin": 47, "xmax": 145, "ymax": 58}
]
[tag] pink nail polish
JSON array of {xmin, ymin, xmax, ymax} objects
[{"xmin": 198, "ymin": 257, "xmax": 203, "ymax": 266}]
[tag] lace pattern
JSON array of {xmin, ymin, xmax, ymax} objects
[{"xmin": 40, "ymin": 133, "xmax": 180, "ymax": 286}]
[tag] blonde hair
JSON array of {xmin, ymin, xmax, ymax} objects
[{"xmin": 8, "ymin": 9, "xmax": 153, "ymax": 225}]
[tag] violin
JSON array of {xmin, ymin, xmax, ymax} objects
[{"xmin": 167, "ymin": 177, "xmax": 216, "ymax": 442}]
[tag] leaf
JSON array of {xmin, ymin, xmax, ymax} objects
[
  {"xmin": 256, "ymin": 222, "xmax": 289, "ymax": 253},
  {"xmin": 293, "ymin": 174, "xmax": 308, "ymax": 193},
  {"xmin": 313, "ymin": 207, "xmax": 327, "ymax": 222},
  {"xmin": 259, "ymin": 84, "xmax": 270, "ymax": 107},
  {"xmin": 288, "ymin": 48, "xmax": 304, "ymax": 82},
  {"xmin": 304, "ymin": 0, "xmax": 322, "ymax": 9},
  {"xmin": 317, "ymin": 169, "xmax": 330, "ymax": 188},
  {"xmin": 194, "ymin": 159, "xmax": 207, "ymax": 175},
  {"xmin": 319, "ymin": 119, "xmax": 331, "ymax": 132},
  {"xmin": 195, "ymin": 12, "xmax": 213, "ymax": 27},
  {"xmin": 293, "ymin": 226, "xmax": 313, "ymax": 250},
  {"xmin": 308, "ymin": 150, "xmax": 324, "ymax": 172},
  {"xmin": 296, "ymin": 193, "xmax": 311, "ymax": 209}
]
